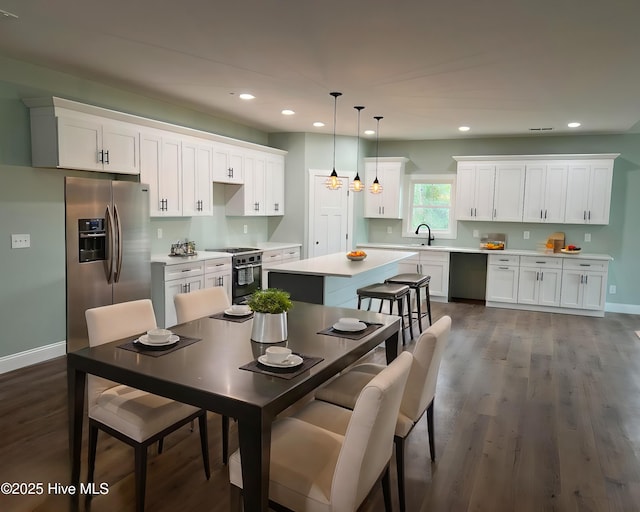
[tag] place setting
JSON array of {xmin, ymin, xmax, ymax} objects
[
  {"xmin": 240, "ymin": 346, "xmax": 323, "ymax": 380},
  {"xmin": 118, "ymin": 328, "xmax": 201, "ymax": 356},
  {"xmin": 318, "ymin": 317, "xmax": 383, "ymax": 340},
  {"xmin": 210, "ymin": 304, "xmax": 254, "ymax": 323}
]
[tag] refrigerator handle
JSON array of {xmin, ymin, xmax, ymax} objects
[
  {"xmin": 113, "ymin": 203, "xmax": 124, "ymax": 283},
  {"xmin": 105, "ymin": 205, "xmax": 115, "ymax": 284}
]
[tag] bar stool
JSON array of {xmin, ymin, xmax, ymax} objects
[
  {"xmin": 385, "ymin": 273, "xmax": 432, "ymax": 333},
  {"xmin": 356, "ymin": 282, "xmax": 413, "ymax": 344}
]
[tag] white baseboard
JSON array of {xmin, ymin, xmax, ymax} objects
[
  {"xmin": 605, "ymin": 302, "xmax": 640, "ymax": 315},
  {"xmin": 0, "ymin": 341, "xmax": 66, "ymax": 375}
]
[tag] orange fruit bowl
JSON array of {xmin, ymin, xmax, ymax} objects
[{"xmin": 346, "ymin": 250, "xmax": 367, "ymax": 261}]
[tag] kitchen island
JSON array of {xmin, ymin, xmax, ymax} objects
[{"xmin": 267, "ymin": 249, "xmax": 416, "ymax": 307}]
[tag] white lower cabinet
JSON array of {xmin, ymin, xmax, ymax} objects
[
  {"xmin": 486, "ymin": 255, "xmax": 519, "ymax": 303},
  {"xmin": 204, "ymin": 257, "xmax": 232, "ymax": 299},
  {"xmin": 262, "ymin": 246, "xmax": 301, "ymax": 288},
  {"xmin": 517, "ymin": 256, "xmax": 562, "ymax": 307},
  {"xmin": 560, "ymin": 259, "xmax": 607, "ymax": 310},
  {"xmin": 397, "ymin": 251, "xmax": 449, "ymax": 299}
]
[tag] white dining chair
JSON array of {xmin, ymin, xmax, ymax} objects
[
  {"xmin": 85, "ymin": 299, "xmax": 210, "ymax": 512},
  {"xmin": 174, "ymin": 286, "xmax": 231, "ymax": 324},
  {"xmin": 174, "ymin": 286, "xmax": 232, "ymax": 463},
  {"xmin": 228, "ymin": 351, "xmax": 413, "ymax": 512},
  {"xmin": 314, "ymin": 315, "xmax": 451, "ymax": 512}
]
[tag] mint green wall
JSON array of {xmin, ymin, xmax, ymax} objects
[{"xmin": 371, "ymin": 136, "xmax": 640, "ymax": 306}]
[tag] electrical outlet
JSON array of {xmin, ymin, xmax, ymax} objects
[
  {"xmin": 387, "ymin": 226, "xmax": 392, "ymax": 234},
  {"xmin": 11, "ymin": 234, "xmax": 30, "ymax": 249},
  {"xmin": 472, "ymin": 229, "xmax": 479, "ymax": 238},
  {"xmin": 609, "ymin": 285, "xmax": 616, "ymax": 294},
  {"xmin": 243, "ymin": 224, "xmax": 248, "ymax": 234},
  {"xmin": 585, "ymin": 233, "xmax": 591, "ymax": 242},
  {"xmin": 523, "ymin": 231, "xmax": 530, "ymax": 240},
  {"xmin": 157, "ymin": 228, "xmax": 163, "ymax": 239}
]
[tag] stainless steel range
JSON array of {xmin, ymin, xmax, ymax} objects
[{"xmin": 205, "ymin": 247, "xmax": 262, "ymax": 304}]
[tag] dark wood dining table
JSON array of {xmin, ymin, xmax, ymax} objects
[{"xmin": 67, "ymin": 301, "xmax": 400, "ymax": 511}]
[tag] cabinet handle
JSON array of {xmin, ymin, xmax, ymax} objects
[
  {"xmin": 588, "ymin": 211, "xmax": 591, "ymax": 221},
  {"xmin": 540, "ymin": 271, "xmax": 544, "ymax": 281},
  {"xmin": 584, "ymin": 275, "xmax": 588, "ymax": 284},
  {"xmin": 580, "ymin": 275, "xmax": 584, "ymax": 284},
  {"xmin": 470, "ymin": 207, "xmax": 473, "ymax": 216},
  {"xmin": 474, "ymin": 208, "xmax": 477, "ymax": 217},
  {"xmin": 544, "ymin": 209, "xmax": 547, "ymax": 219},
  {"xmin": 104, "ymin": 150, "xmax": 110, "ymax": 164},
  {"xmin": 98, "ymin": 150, "xmax": 104, "ymax": 163},
  {"xmin": 536, "ymin": 271, "xmax": 540, "ymax": 281},
  {"xmin": 274, "ymin": 203, "xmax": 279, "ymax": 211},
  {"xmin": 493, "ymin": 208, "xmax": 496, "ymax": 218},
  {"xmin": 579, "ymin": 263, "xmax": 591, "ymax": 267},
  {"xmin": 540, "ymin": 209, "xmax": 543, "ymax": 219},
  {"xmin": 535, "ymin": 261, "xmax": 546, "ymax": 264},
  {"xmin": 254, "ymin": 202, "xmax": 260, "ymax": 211},
  {"xmin": 583, "ymin": 211, "xmax": 587, "ymax": 221},
  {"xmin": 499, "ymin": 266, "xmax": 509, "ymax": 270},
  {"xmin": 228, "ymin": 167, "xmax": 234, "ymax": 178},
  {"xmin": 499, "ymin": 258, "xmax": 509, "ymax": 261}
]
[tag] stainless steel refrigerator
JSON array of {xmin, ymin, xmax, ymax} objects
[{"xmin": 65, "ymin": 177, "xmax": 151, "ymax": 352}]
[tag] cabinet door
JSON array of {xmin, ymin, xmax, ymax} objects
[
  {"xmin": 493, "ymin": 164, "xmax": 524, "ymax": 222},
  {"xmin": 486, "ymin": 265, "xmax": 519, "ymax": 303},
  {"xmin": 582, "ymin": 272, "xmax": 606, "ymax": 310},
  {"xmin": 586, "ymin": 164, "xmax": 613, "ymax": 224},
  {"xmin": 474, "ymin": 165, "xmax": 496, "ymax": 221},
  {"xmin": 517, "ymin": 267, "xmax": 539, "ymax": 305},
  {"xmin": 266, "ymin": 156, "xmax": 285, "ymax": 215},
  {"xmin": 564, "ymin": 164, "xmax": 590, "ymax": 223},
  {"xmin": 57, "ymin": 116, "xmax": 103, "ymax": 171},
  {"xmin": 213, "ymin": 144, "xmax": 244, "ymax": 184},
  {"xmin": 101, "ymin": 121, "xmax": 140, "ymax": 175},
  {"xmin": 140, "ymin": 131, "xmax": 163, "ymax": 216},
  {"xmin": 543, "ymin": 164, "xmax": 568, "ymax": 223},
  {"xmin": 163, "ymin": 280, "xmax": 184, "ymax": 328},
  {"xmin": 182, "ymin": 140, "xmax": 213, "ymax": 216},
  {"xmin": 522, "ymin": 164, "xmax": 546, "ymax": 222},
  {"xmin": 455, "ymin": 165, "xmax": 476, "ymax": 220},
  {"xmin": 241, "ymin": 152, "xmax": 266, "ymax": 215},
  {"xmin": 363, "ymin": 164, "xmax": 384, "ymax": 218},
  {"xmin": 378, "ymin": 164, "xmax": 402, "ymax": 218},
  {"xmin": 560, "ymin": 270, "xmax": 583, "ymax": 308},
  {"xmin": 420, "ymin": 253, "xmax": 449, "ymax": 298},
  {"xmin": 537, "ymin": 268, "xmax": 561, "ymax": 307},
  {"xmin": 159, "ymin": 136, "xmax": 182, "ymax": 216}
]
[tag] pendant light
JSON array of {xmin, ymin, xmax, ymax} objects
[
  {"xmin": 325, "ymin": 91, "xmax": 343, "ymax": 190},
  {"xmin": 350, "ymin": 106, "xmax": 365, "ymax": 192},
  {"xmin": 370, "ymin": 116, "xmax": 383, "ymax": 194}
]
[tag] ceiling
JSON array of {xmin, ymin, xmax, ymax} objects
[{"xmin": 1, "ymin": 0, "xmax": 640, "ymax": 140}]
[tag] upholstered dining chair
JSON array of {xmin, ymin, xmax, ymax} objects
[
  {"xmin": 174, "ymin": 286, "xmax": 232, "ymax": 463},
  {"xmin": 228, "ymin": 351, "xmax": 413, "ymax": 512},
  {"xmin": 314, "ymin": 315, "xmax": 451, "ymax": 512},
  {"xmin": 85, "ymin": 299, "xmax": 210, "ymax": 512},
  {"xmin": 174, "ymin": 286, "xmax": 231, "ymax": 324}
]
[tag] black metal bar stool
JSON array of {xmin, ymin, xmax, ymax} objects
[
  {"xmin": 356, "ymin": 282, "xmax": 413, "ymax": 344},
  {"xmin": 385, "ymin": 273, "xmax": 432, "ymax": 333}
]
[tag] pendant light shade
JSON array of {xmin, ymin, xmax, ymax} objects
[
  {"xmin": 370, "ymin": 116, "xmax": 383, "ymax": 194},
  {"xmin": 325, "ymin": 92, "xmax": 343, "ymax": 190},
  {"xmin": 350, "ymin": 106, "xmax": 365, "ymax": 192}
]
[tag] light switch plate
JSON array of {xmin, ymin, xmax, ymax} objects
[
  {"xmin": 473, "ymin": 229, "xmax": 479, "ymax": 238},
  {"xmin": 523, "ymin": 231, "xmax": 530, "ymax": 240},
  {"xmin": 387, "ymin": 226, "xmax": 392, "ymax": 234},
  {"xmin": 585, "ymin": 233, "xmax": 591, "ymax": 242},
  {"xmin": 11, "ymin": 233, "xmax": 30, "ymax": 249},
  {"xmin": 243, "ymin": 224, "xmax": 248, "ymax": 234},
  {"xmin": 157, "ymin": 228, "xmax": 163, "ymax": 239}
]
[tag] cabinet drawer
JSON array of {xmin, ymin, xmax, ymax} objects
[
  {"xmin": 282, "ymin": 247, "xmax": 301, "ymax": 260},
  {"xmin": 263, "ymin": 250, "xmax": 283, "ymax": 266},
  {"xmin": 562, "ymin": 258, "xmax": 608, "ymax": 271},
  {"xmin": 205, "ymin": 257, "xmax": 231, "ymax": 274},
  {"xmin": 164, "ymin": 261, "xmax": 204, "ymax": 280},
  {"xmin": 488, "ymin": 254, "xmax": 520, "ymax": 266},
  {"xmin": 520, "ymin": 256, "xmax": 562, "ymax": 269},
  {"xmin": 419, "ymin": 251, "xmax": 449, "ymax": 263}
]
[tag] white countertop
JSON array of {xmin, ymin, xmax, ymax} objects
[
  {"xmin": 151, "ymin": 251, "xmax": 231, "ymax": 265},
  {"xmin": 266, "ymin": 249, "xmax": 417, "ymax": 277},
  {"xmin": 255, "ymin": 242, "xmax": 302, "ymax": 251},
  {"xmin": 357, "ymin": 243, "xmax": 613, "ymax": 261}
]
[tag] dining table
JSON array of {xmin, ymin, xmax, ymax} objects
[{"xmin": 67, "ymin": 301, "xmax": 401, "ymax": 511}]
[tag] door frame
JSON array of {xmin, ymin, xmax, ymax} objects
[{"xmin": 307, "ymin": 169, "xmax": 355, "ymax": 257}]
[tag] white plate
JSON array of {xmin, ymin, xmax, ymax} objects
[
  {"xmin": 137, "ymin": 334, "xmax": 180, "ymax": 346},
  {"xmin": 224, "ymin": 308, "xmax": 252, "ymax": 317},
  {"xmin": 258, "ymin": 354, "xmax": 303, "ymax": 368},
  {"xmin": 333, "ymin": 321, "xmax": 367, "ymax": 332}
]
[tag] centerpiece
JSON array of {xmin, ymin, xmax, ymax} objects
[{"xmin": 247, "ymin": 288, "xmax": 293, "ymax": 343}]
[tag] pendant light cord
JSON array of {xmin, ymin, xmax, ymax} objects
[
  {"xmin": 330, "ymin": 92, "xmax": 342, "ymax": 172},
  {"xmin": 374, "ymin": 116, "xmax": 383, "ymax": 179}
]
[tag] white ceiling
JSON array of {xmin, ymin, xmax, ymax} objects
[{"xmin": 1, "ymin": 0, "xmax": 640, "ymax": 140}]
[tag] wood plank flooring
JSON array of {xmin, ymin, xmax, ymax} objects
[{"xmin": 1, "ymin": 302, "xmax": 639, "ymax": 511}]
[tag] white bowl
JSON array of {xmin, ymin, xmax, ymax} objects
[
  {"xmin": 231, "ymin": 304, "xmax": 251, "ymax": 315},
  {"xmin": 339, "ymin": 317, "xmax": 361, "ymax": 324},
  {"xmin": 265, "ymin": 346, "xmax": 292, "ymax": 364},
  {"xmin": 147, "ymin": 328, "xmax": 172, "ymax": 343}
]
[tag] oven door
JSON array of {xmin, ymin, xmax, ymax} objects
[{"xmin": 233, "ymin": 262, "xmax": 262, "ymax": 303}]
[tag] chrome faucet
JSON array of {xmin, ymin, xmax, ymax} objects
[{"xmin": 415, "ymin": 223, "xmax": 434, "ymax": 246}]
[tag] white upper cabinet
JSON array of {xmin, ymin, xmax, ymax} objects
[
  {"xmin": 523, "ymin": 163, "xmax": 568, "ymax": 223},
  {"xmin": 564, "ymin": 161, "xmax": 614, "ymax": 224},
  {"xmin": 363, "ymin": 157, "xmax": 408, "ymax": 218},
  {"xmin": 454, "ymin": 154, "xmax": 618, "ymax": 225},
  {"xmin": 182, "ymin": 138, "xmax": 213, "ymax": 217},
  {"xmin": 140, "ymin": 130, "xmax": 182, "ymax": 217},
  {"xmin": 212, "ymin": 143, "xmax": 244, "ymax": 184},
  {"xmin": 266, "ymin": 155, "xmax": 285, "ymax": 215}
]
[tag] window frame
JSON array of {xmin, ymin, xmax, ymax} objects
[{"xmin": 401, "ymin": 173, "xmax": 457, "ymax": 240}]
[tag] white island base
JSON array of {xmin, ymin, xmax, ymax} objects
[{"xmin": 267, "ymin": 250, "xmax": 417, "ymax": 308}]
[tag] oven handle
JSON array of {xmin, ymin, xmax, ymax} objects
[{"xmin": 234, "ymin": 263, "xmax": 262, "ymax": 270}]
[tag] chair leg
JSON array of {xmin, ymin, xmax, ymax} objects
[
  {"xmin": 198, "ymin": 412, "xmax": 211, "ymax": 479},
  {"xmin": 157, "ymin": 438, "xmax": 163, "ymax": 454},
  {"xmin": 405, "ymin": 292, "xmax": 414, "ymax": 340},
  {"xmin": 395, "ymin": 436, "xmax": 406, "ymax": 512},
  {"xmin": 397, "ymin": 297, "xmax": 406, "ymax": 345},
  {"xmin": 222, "ymin": 415, "xmax": 230, "ymax": 465},
  {"xmin": 425, "ymin": 285, "xmax": 432, "ymax": 326},
  {"xmin": 134, "ymin": 444, "xmax": 148, "ymax": 512},
  {"xmin": 381, "ymin": 464, "xmax": 393, "ymax": 512},
  {"xmin": 415, "ymin": 287, "xmax": 423, "ymax": 333},
  {"xmin": 229, "ymin": 484, "xmax": 243, "ymax": 512},
  {"xmin": 427, "ymin": 400, "xmax": 435, "ymax": 461},
  {"xmin": 87, "ymin": 422, "xmax": 99, "ymax": 485}
]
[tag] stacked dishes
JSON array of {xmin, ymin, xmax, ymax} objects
[{"xmin": 138, "ymin": 328, "xmax": 179, "ymax": 347}]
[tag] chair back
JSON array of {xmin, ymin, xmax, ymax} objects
[
  {"xmin": 400, "ymin": 315, "xmax": 451, "ymax": 422},
  {"xmin": 85, "ymin": 299, "xmax": 157, "ymax": 407},
  {"xmin": 174, "ymin": 287, "xmax": 230, "ymax": 324},
  {"xmin": 331, "ymin": 351, "xmax": 412, "ymax": 512}
]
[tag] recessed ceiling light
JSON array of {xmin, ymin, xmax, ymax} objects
[
  {"xmin": 0, "ymin": 8, "xmax": 19, "ymax": 19},
  {"xmin": 568, "ymin": 122, "xmax": 581, "ymax": 128},
  {"xmin": 458, "ymin": 126, "xmax": 470, "ymax": 132},
  {"xmin": 364, "ymin": 130, "xmax": 375, "ymax": 135},
  {"xmin": 239, "ymin": 93, "xmax": 255, "ymax": 100},
  {"xmin": 281, "ymin": 109, "xmax": 295, "ymax": 116},
  {"xmin": 313, "ymin": 122, "xmax": 325, "ymax": 127}
]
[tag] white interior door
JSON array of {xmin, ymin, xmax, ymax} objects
[{"xmin": 309, "ymin": 172, "xmax": 352, "ymax": 258}]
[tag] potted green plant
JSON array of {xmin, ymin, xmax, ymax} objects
[{"xmin": 247, "ymin": 288, "xmax": 293, "ymax": 343}]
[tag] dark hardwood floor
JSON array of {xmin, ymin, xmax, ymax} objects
[{"xmin": 1, "ymin": 302, "xmax": 639, "ymax": 511}]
